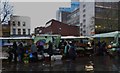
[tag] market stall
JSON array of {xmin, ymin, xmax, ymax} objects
[
  {"xmin": 92, "ymin": 31, "xmax": 120, "ymax": 47},
  {"xmin": 92, "ymin": 31, "xmax": 120, "ymax": 56},
  {"xmin": 34, "ymin": 34, "xmax": 61, "ymax": 49}
]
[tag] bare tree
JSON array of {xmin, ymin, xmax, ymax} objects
[{"xmin": 0, "ymin": 1, "xmax": 13, "ymax": 24}]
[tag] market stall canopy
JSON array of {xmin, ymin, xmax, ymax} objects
[
  {"xmin": 0, "ymin": 37, "xmax": 32, "ymax": 40},
  {"xmin": 92, "ymin": 31, "xmax": 120, "ymax": 38},
  {"xmin": 34, "ymin": 34, "xmax": 61, "ymax": 48},
  {"xmin": 61, "ymin": 36, "xmax": 89, "ymax": 39}
]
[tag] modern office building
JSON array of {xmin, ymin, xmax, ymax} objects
[
  {"xmin": 67, "ymin": 8, "xmax": 80, "ymax": 26},
  {"xmin": 57, "ymin": 11, "xmax": 71, "ymax": 24},
  {"xmin": 56, "ymin": 1, "xmax": 80, "ymax": 26},
  {"xmin": 80, "ymin": 2, "xmax": 95, "ymax": 36},
  {"xmin": 119, "ymin": 1, "xmax": 120, "ymax": 26},
  {"xmin": 9, "ymin": 15, "xmax": 31, "ymax": 36},
  {"xmin": 80, "ymin": 1, "xmax": 119, "ymax": 36}
]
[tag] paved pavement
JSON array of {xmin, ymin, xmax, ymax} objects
[{"xmin": 1, "ymin": 55, "xmax": 120, "ymax": 73}]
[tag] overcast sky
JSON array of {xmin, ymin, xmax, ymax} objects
[{"xmin": 11, "ymin": 2, "xmax": 70, "ymax": 33}]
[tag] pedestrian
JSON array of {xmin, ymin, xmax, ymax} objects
[
  {"xmin": 7, "ymin": 46, "xmax": 13, "ymax": 63},
  {"xmin": 48, "ymin": 41, "xmax": 53, "ymax": 61},
  {"xmin": 101, "ymin": 41, "xmax": 107, "ymax": 56},
  {"xmin": 64, "ymin": 41, "xmax": 71, "ymax": 60},
  {"xmin": 69, "ymin": 41, "xmax": 77, "ymax": 60},
  {"xmin": 91, "ymin": 40, "xmax": 95, "ymax": 54},
  {"xmin": 30, "ymin": 40, "xmax": 38, "ymax": 62},
  {"xmin": 17, "ymin": 42, "xmax": 24, "ymax": 63},
  {"xmin": 97, "ymin": 41, "xmax": 102, "ymax": 56},
  {"xmin": 37, "ymin": 40, "xmax": 45, "ymax": 61},
  {"xmin": 60, "ymin": 41, "xmax": 65, "ymax": 55},
  {"xmin": 12, "ymin": 41, "xmax": 18, "ymax": 63}
]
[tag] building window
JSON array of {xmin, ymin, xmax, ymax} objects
[
  {"xmin": 83, "ymin": 19, "xmax": 86, "ymax": 23},
  {"xmin": 28, "ymin": 29, "xmax": 30, "ymax": 35},
  {"xmin": 83, "ymin": 4, "xmax": 86, "ymax": 8},
  {"xmin": 83, "ymin": 9, "xmax": 86, "ymax": 12},
  {"xmin": 83, "ymin": 30, "xmax": 86, "ymax": 33},
  {"xmin": 80, "ymin": 28, "xmax": 83, "ymax": 31},
  {"xmin": 23, "ymin": 22, "xmax": 26, "ymax": 26},
  {"xmin": 83, "ymin": 25, "xmax": 86, "ymax": 28},
  {"xmin": 23, "ymin": 29, "xmax": 26, "ymax": 35},
  {"xmin": 80, "ymin": 23, "xmax": 83, "ymax": 26},
  {"xmin": 83, "ymin": 14, "xmax": 86, "ymax": 18},
  {"xmin": 8, "ymin": 21, "xmax": 10, "ymax": 25},
  {"xmin": 18, "ymin": 21, "xmax": 20, "ymax": 26},
  {"xmin": 13, "ymin": 28, "xmax": 16, "ymax": 35},
  {"xmin": 18, "ymin": 29, "xmax": 21, "ymax": 35},
  {"xmin": 13, "ymin": 21, "xmax": 15, "ymax": 26}
]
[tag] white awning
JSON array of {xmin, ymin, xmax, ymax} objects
[
  {"xmin": 61, "ymin": 36, "xmax": 89, "ymax": 39},
  {"xmin": 0, "ymin": 37, "xmax": 32, "ymax": 40},
  {"xmin": 92, "ymin": 31, "xmax": 120, "ymax": 38}
]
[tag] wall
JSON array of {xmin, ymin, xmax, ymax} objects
[
  {"xmin": 10, "ymin": 15, "xmax": 31, "ymax": 36},
  {"xmin": 80, "ymin": 2, "xmax": 95, "ymax": 36},
  {"xmin": 42, "ymin": 20, "xmax": 80, "ymax": 36}
]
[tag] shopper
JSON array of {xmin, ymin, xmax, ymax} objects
[
  {"xmin": 101, "ymin": 41, "xmax": 107, "ymax": 56},
  {"xmin": 13, "ymin": 41, "xmax": 18, "ymax": 63},
  {"xmin": 17, "ymin": 42, "xmax": 24, "ymax": 62},
  {"xmin": 64, "ymin": 41, "xmax": 71, "ymax": 60},
  {"xmin": 30, "ymin": 41, "xmax": 38, "ymax": 62},
  {"xmin": 69, "ymin": 41, "xmax": 76, "ymax": 60},
  {"xmin": 48, "ymin": 41, "xmax": 53, "ymax": 61},
  {"xmin": 8, "ymin": 46, "xmax": 13, "ymax": 63}
]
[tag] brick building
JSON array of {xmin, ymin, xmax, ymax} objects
[
  {"xmin": 35, "ymin": 27, "xmax": 45, "ymax": 35},
  {"xmin": 35, "ymin": 19, "xmax": 80, "ymax": 36}
]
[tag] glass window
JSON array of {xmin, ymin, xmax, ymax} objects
[
  {"xmin": 23, "ymin": 29, "xmax": 26, "ymax": 35},
  {"xmin": 103, "ymin": 2, "xmax": 112, "ymax": 7},
  {"xmin": 81, "ymin": 23, "xmax": 83, "ymax": 26},
  {"xmin": 83, "ymin": 14, "xmax": 86, "ymax": 18},
  {"xmin": 13, "ymin": 21, "xmax": 15, "ymax": 26},
  {"xmin": 18, "ymin": 21, "xmax": 20, "ymax": 26},
  {"xmin": 83, "ymin": 30, "xmax": 86, "ymax": 33},
  {"xmin": 96, "ymin": 2, "xmax": 104, "ymax": 6},
  {"xmin": 13, "ymin": 28, "xmax": 16, "ymax": 35},
  {"xmin": 80, "ymin": 28, "xmax": 83, "ymax": 31},
  {"xmin": 18, "ymin": 29, "xmax": 21, "ymax": 35},
  {"xmin": 83, "ymin": 25, "xmax": 86, "ymax": 28},
  {"xmin": 23, "ymin": 22, "xmax": 26, "ymax": 26},
  {"xmin": 28, "ymin": 29, "xmax": 30, "ymax": 35},
  {"xmin": 83, "ymin": 19, "xmax": 86, "ymax": 23},
  {"xmin": 83, "ymin": 4, "xmax": 86, "ymax": 8},
  {"xmin": 95, "ymin": 7, "xmax": 103, "ymax": 13},
  {"xmin": 83, "ymin": 9, "xmax": 86, "ymax": 12}
]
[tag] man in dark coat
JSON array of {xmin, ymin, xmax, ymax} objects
[
  {"xmin": 13, "ymin": 42, "xmax": 18, "ymax": 62},
  {"xmin": 69, "ymin": 41, "xmax": 77, "ymax": 60},
  {"xmin": 48, "ymin": 41, "xmax": 53, "ymax": 61}
]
